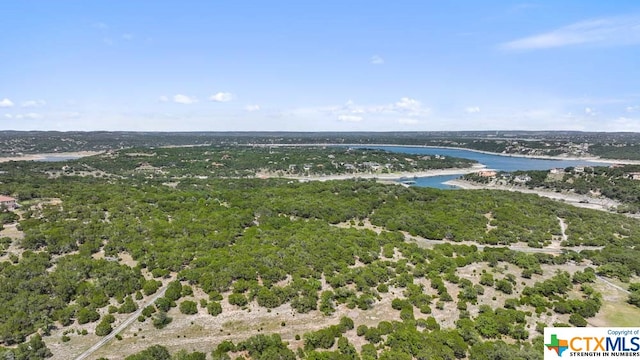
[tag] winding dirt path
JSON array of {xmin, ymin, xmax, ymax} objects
[
  {"xmin": 558, "ymin": 217, "xmax": 568, "ymax": 243},
  {"xmin": 596, "ymin": 276, "xmax": 631, "ymax": 295},
  {"xmin": 73, "ymin": 282, "xmax": 170, "ymax": 360}
]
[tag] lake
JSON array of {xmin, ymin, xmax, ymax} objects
[
  {"xmin": 369, "ymin": 146, "xmax": 611, "ymax": 189},
  {"xmin": 38, "ymin": 155, "xmax": 86, "ymax": 162}
]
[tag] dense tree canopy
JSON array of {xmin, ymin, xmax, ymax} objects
[{"xmin": 0, "ymin": 145, "xmax": 638, "ymax": 358}]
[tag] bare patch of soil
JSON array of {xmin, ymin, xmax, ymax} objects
[{"xmin": 0, "ymin": 222, "xmax": 25, "ymax": 261}]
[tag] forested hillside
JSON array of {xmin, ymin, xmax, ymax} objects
[
  {"xmin": 464, "ymin": 164, "xmax": 640, "ymax": 214},
  {"xmin": 0, "ymin": 146, "xmax": 639, "ymax": 359},
  {"xmin": 2, "ymin": 131, "xmax": 640, "ymax": 160}
]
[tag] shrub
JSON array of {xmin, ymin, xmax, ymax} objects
[
  {"xmin": 142, "ymin": 279, "xmax": 162, "ymax": 295},
  {"xmin": 155, "ymin": 297, "xmax": 174, "ymax": 312},
  {"xmin": 569, "ymin": 313, "xmax": 588, "ymax": 327},
  {"xmin": 142, "ymin": 305, "xmax": 156, "ymax": 317},
  {"xmin": 179, "ymin": 300, "xmax": 198, "ymax": 315},
  {"xmin": 356, "ymin": 325, "xmax": 368, "ymax": 336},
  {"xmin": 207, "ymin": 301, "xmax": 223, "ymax": 316},
  {"xmin": 95, "ymin": 319, "xmax": 113, "ymax": 336},
  {"xmin": 228, "ymin": 293, "xmax": 248, "ymax": 307},
  {"xmin": 118, "ymin": 296, "xmax": 138, "ymax": 314},
  {"xmin": 152, "ymin": 311, "xmax": 173, "ymax": 329},
  {"xmin": 77, "ymin": 307, "xmax": 100, "ymax": 324}
]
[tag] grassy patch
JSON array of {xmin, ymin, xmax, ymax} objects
[
  {"xmin": 590, "ymin": 280, "xmax": 640, "ymax": 327},
  {"xmin": 222, "ymin": 320, "xmax": 252, "ymax": 332},
  {"xmin": 600, "ymin": 301, "xmax": 640, "ymax": 327}
]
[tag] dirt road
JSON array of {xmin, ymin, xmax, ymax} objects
[{"xmin": 73, "ymin": 283, "xmax": 170, "ymax": 360}]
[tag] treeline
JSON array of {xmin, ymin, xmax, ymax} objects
[
  {"xmin": 0, "ymin": 334, "xmax": 52, "ymax": 359},
  {"xmin": 465, "ymin": 164, "xmax": 640, "ymax": 213},
  {"xmin": 589, "ymin": 143, "xmax": 640, "ymax": 160},
  {"xmin": 2, "ymin": 130, "xmax": 639, "ymax": 159},
  {"xmin": 0, "ymin": 250, "xmax": 143, "ymax": 344},
  {"xmin": 74, "ymin": 145, "xmax": 476, "ymax": 178}
]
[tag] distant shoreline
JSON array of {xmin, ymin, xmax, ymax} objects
[
  {"xmin": 443, "ymin": 179, "xmax": 640, "ymax": 217},
  {"xmin": 0, "ymin": 151, "xmax": 103, "ymax": 163},
  {"xmin": 1, "ymin": 143, "xmax": 638, "ymax": 167},
  {"xmin": 418, "ymin": 145, "xmax": 640, "ymax": 165},
  {"xmin": 260, "ymin": 163, "xmax": 486, "ymax": 182},
  {"xmin": 251, "ymin": 143, "xmax": 640, "ymax": 165}
]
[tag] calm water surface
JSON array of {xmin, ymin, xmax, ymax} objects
[
  {"xmin": 38, "ymin": 155, "xmax": 84, "ymax": 162},
  {"xmin": 370, "ymin": 146, "xmax": 611, "ymax": 189},
  {"xmin": 35, "ymin": 147, "xmax": 613, "ymax": 188}
]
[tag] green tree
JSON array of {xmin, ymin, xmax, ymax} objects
[
  {"xmin": 569, "ymin": 313, "xmax": 588, "ymax": 327},
  {"xmin": 142, "ymin": 279, "xmax": 161, "ymax": 296},
  {"xmin": 165, "ymin": 280, "xmax": 183, "ymax": 302},
  {"xmin": 77, "ymin": 307, "xmax": 100, "ymax": 324},
  {"xmin": 179, "ymin": 300, "xmax": 198, "ymax": 315},
  {"xmin": 118, "ymin": 296, "xmax": 138, "ymax": 313},
  {"xmin": 95, "ymin": 319, "xmax": 113, "ymax": 336},
  {"xmin": 125, "ymin": 345, "xmax": 171, "ymax": 360},
  {"xmin": 228, "ymin": 293, "xmax": 248, "ymax": 307},
  {"xmin": 495, "ymin": 279, "xmax": 513, "ymax": 295},
  {"xmin": 155, "ymin": 297, "xmax": 173, "ymax": 312},
  {"xmin": 152, "ymin": 311, "xmax": 172, "ymax": 329},
  {"xmin": 207, "ymin": 301, "xmax": 223, "ymax": 316},
  {"xmin": 629, "ymin": 283, "xmax": 640, "ymax": 308},
  {"xmin": 173, "ymin": 350, "xmax": 207, "ymax": 360}
]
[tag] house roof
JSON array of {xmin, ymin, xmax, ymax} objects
[{"xmin": 0, "ymin": 195, "xmax": 15, "ymax": 202}]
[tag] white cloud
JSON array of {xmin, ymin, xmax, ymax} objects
[
  {"xmin": 4, "ymin": 114, "xmax": 12, "ymax": 119},
  {"xmin": 342, "ymin": 100, "xmax": 365, "ymax": 113},
  {"xmin": 392, "ymin": 97, "xmax": 430, "ymax": 116},
  {"xmin": 395, "ymin": 97, "xmax": 420, "ymax": 111},
  {"xmin": 15, "ymin": 113, "xmax": 43, "ymax": 120},
  {"xmin": 627, "ymin": 106, "xmax": 639, "ymax": 113},
  {"xmin": 210, "ymin": 92, "xmax": 233, "ymax": 102},
  {"xmin": 397, "ymin": 118, "xmax": 419, "ymax": 125},
  {"xmin": 0, "ymin": 98, "xmax": 14, "ymax": 108},
  {"xmin": 21, "ymin": 100, "xmax": 46, "ymax": 108},
  {"xmin": 158, "ymin": 95, "xmax": 169, "ymax": 102},
  {"xmin": 271, "ymin": 95, "xmax": 434, "ymax": 132},
  {"xmin": 370, "ymin": 55, "xmax": 384, "ymax": 65},
  {"xmin": 245, "ymin": 104, "xmax": 260, "ymax": 112},
  {"xmin": 465, "ymin": 106, "xmax": 481, "ymax": 113},
  {"xmin": 500, "ymin": 15, "xmax": 640, "ymax": 50},
  {"xmin": 173, "ymin": 94, "xmax": 198, "ymax": 104},
  {"xmin": 288, "ymin": 97, "xmax": 431, "ymax": 125},
  {"xmin": 584, "ymin": 107, "xmax": 596, "ymax": 116},
  {"xmin": 608, "ymin": 117, "xmax": 640, "ymax": 132},
  {"xmin": 337, "ymin": 115, "xmax": 363, "ymax": 122}
]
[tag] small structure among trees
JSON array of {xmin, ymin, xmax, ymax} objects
[{"xmin": 0, "ymin": 195, "xmax": 16, "ymax": 211}]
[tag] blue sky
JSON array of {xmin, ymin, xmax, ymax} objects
[{"xmin": 2, "ymin": 1, "xmax": 640, "ymax": 131}]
